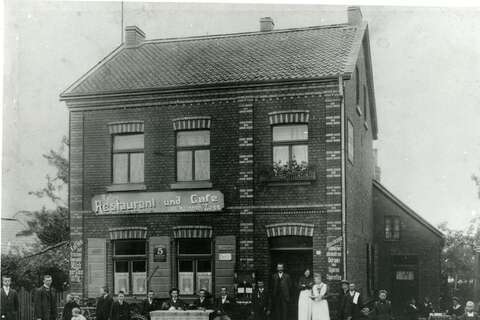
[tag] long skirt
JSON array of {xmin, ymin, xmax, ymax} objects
[
  {"xmin": 298, "ymin": 290, "xmax": 312, "ymax": 320},
  {"xmin": 312, "ymin": 299, "xmax": 330, "ymax": 320}
]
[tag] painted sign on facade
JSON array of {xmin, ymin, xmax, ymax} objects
[{"xmin": 92, "ymin": 191, "xmax": 224, "ymax": 215}]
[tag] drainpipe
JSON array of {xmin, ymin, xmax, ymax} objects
[{"xmin": 339, "ymin": 75, "xmax": 347, "ymax": 280}]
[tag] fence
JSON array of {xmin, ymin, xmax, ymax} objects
[{"xmin": 17, "ymin": 287, "xmax": 66, "ymax": 320}]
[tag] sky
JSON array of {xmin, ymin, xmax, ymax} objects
[{"xmin": 2, "ymin": 1, "xmax": 480, "ymax": 230}]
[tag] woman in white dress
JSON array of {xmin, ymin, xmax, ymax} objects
[
  {"xmin": 298, "ymin": 268, "xmax": 313, "ymax": 320},
  {"xmin": 310, "ymin": 273, "xmax": 330, "ymax": 320}
]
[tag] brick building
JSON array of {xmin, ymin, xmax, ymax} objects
[{"xmin": 60, "ymin": 6, "xmax": 443, "ymax": 315}]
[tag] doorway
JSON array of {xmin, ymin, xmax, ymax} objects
[
  {"xmin": 269, "ymin": 236, "xmax": 313, "ymax": 320},
  {"xmin": 391, "ymin": 255, "xmax": 419, "ymax": 313}
]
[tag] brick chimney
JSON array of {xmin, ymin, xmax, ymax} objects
[
  {"xmin": 259, "ymin": 17, "xmax": 274, "ymax": 32},
  {"xmin": 124, "ymin": 25, "xmax": 145, "ymax": 48},
  {"xmin": 347, "ymin": 6, "xmax": 363, "ymax": 26}
]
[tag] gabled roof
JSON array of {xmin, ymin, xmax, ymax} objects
[
  {"xmin": 60, "ymin": 23, "xmax": 367, "ymax": 97},
  {"xmin": 373, "ymin": 180, "xmax": 444, "ymax": 239}
]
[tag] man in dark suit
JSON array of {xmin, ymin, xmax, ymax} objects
[
  {"xmin": 270, "ymin": 263, "xmax": 292, "ymax": 320},
  {"xmin": 110, "ymin": 291, "xmax": 130, "ymax": 320},
  {"xmin": 1, "ymin": 275, "xmax": 19, "ymax": 320},
  {"xmin": 338, "ymin": 280, "xmax": 350, "ymax": 320},
  {"xmin": 213, "ymin": 287, "xmax": 235, "ymax": 320},
  {"xmin": 96, "ymin": 286, "xmax": 113, "ymax": 320},
  {"xmin": 193, "ymin": 289, "xmax": 212, "ymax": 310},
  {"xmin": 345, "ymin": 282, "xmax": 363, "ymax": 320},
  {"xmin": 251, "ymin": 280, "xmax": 269, "ymax": 320},
  {"xmin": 162, "ymin": 288, "xmax": 186, "ymax": 310},
  {"xmin": 33, "ymin": 275, "xmax": 57, "ymax": 320},
  {"xmin": 141, "ymin": 290, "xmax": 159, "ymax": 319}
]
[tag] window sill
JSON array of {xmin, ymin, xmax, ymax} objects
[
  {"xmin": 170, "ymin": 181, "xmax": 213, "ymax": 190},
  {"xmin": 106, "ymin": 183, "xmax": 147, "ymax": 192},
  {"xmin": 267, "ymin": 181, "xmax": 313, "ymax": 186}
]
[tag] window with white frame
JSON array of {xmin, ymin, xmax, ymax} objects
[
  {"xmin": 272, "ymin": 124, "xmax": 308, "ymax": 168},
  {"xmin": 112, "ymin": 134, "xmax": 144, "ymax": 184},
  {"xmin": 177, "ymin": 239, "xmax": 212, "ymax": 295},
  {"xmin": 113, "ymin": 240, "xmax": 146, "ymax": 295},
  {"xmin": 176, "ymin": 130, "xmax": 210, "ymax": 182}
]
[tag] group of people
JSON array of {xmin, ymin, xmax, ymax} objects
[{"xmin": 3, "ymin": 271, "xmax": 480, "ymax": 320}]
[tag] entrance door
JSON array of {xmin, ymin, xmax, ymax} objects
[
  {"xmin": 391, "ymin": 256, "xmax": 419, "ymax": 314},
  {"xmin": 269, "ymin": 236, "xmax": 313, "ymax": 320}
]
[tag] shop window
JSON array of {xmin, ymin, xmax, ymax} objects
[
  {"xmin": 113, "ymin": 240, "xmax": 146, "ymax": 295},
  {"xmin": 177, "ymin": 239, "xmax": 212, "ymax": 295},
  {"xmin": 112, "ymin": 134, "xmax": 144, "ymax": 184},
  {"xmin": 385, "ymin": 216, "xmax": 401, "ymax": 240},
  {"xmin": 272, "ymin": 124, "xmax": 308, "ymax": 169},
  {"xmin": 176, "ymin": 130, "xmax": 210, "ymax": 182},
  {"xmin": 347, "ymin": 120, "xmax": 354, "ymax": 163}
]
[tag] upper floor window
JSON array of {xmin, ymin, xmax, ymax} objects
[
  {"xmin": 355, "ymin": 66, "xmax": 360, "ymax": 106},
  {"xmin": 176, "ymin": 130, "xmax": 210, "ymax": 181},
  {"xmin": 112, "ymin": 134, "xmax": 144, "ymax": 184},
  {"xmin": 272, "ymin": 124, "xmax": 308, "ymax": 168},
  {"xmin": 347, "ymin": 120, "xmax": 354, "ymax": 163},
  {"xmin": 385, "ymin": 216, "xmax": 401, "ymax": 240},
  {"xmin": 363, "ymin": 85, "xmax": 368, "ymax": 120}
]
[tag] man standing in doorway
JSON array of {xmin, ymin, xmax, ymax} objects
[
  {"xmin": 346, "ymin": 282, "xmax": 363, "ymax": 320},
  {"xmin": 270, "ymin": 263, "xmax": 292, "ymax": 320},
  {"xmin": 1, "ymin": 275, "xmax": 19, "ymax": 320},
  {"xmin": 34, "ymin": 275, "xmax": 57, "ymax": 320}
]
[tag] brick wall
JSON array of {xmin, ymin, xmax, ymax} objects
[{"xmin": 343, "ymin": 40, "xmax": 376, "ymax": 297}]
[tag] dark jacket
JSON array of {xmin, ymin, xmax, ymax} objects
[
  {"xmin": 162, "ymin": 298, "xmax": 186, "ymax": 310},
  {"xmin": 141, "ymin": 298, "xmax": 159, "ymax": 318},
  {"xmin": 1, "ymin": 287, "xmax": 19, "ymax": 320},
  {"xmin": 214, "ymin": 295, "xmax": 236, "ymax": 316},
  {"xmin": 193, "ymin": 297, "xmax": 213, "ymax": 310},
  {"xmin": 271, "ymin": 272, "xmax": 292, "ymax": 303},
  {"xmin": 62, "ymin": 301, "xmax": 80, "ymax": 320},
  {"xmin": 371, "ymin": 300, "xmax": 393, "ymax": 320},
  {"xmin": 96, "ymin": 294, "xmax": 114, "ymax": 320},
  {"xmin": 419, "ymin": 301, "xmax": 434, "ymax": 318},
  {"xmin": 110, "ymin": 301, "xmax": 130, "ymax": 320},
  {"xmin": 338, "ymin": 289, "xmax": 350, "ymax": 320},
  {"xmin": 405, "ymin": 303, "xmax": 420, "ymax": 320},
  {"xmin": 344, "ymin": 290, "xmax": 363, "ymax": 320},
  {"xmin": 449, "ymin": 305, "xmax": 466, "ymax": 318},
  {"xmin": 252, "ymin": 289, "xmax": 269, "ymax": 320},
  {"xmin": 33, "ymin": 286, "xmax": 57, "ymax": 320}
]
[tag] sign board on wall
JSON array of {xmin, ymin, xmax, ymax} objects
[
  {"xmin": 153, "ymin": 245, "xmax": 167, "ymax": 262},
  {"xmin": 92, "ymin": 191, "xmax": 224, "ymax": 215}
]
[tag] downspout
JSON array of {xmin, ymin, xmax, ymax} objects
[{"xmin": 339, "ymin": 75, "xmax": 347, "ymax": 280}]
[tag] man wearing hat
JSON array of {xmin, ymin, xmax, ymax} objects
[
  {"xmin": 345, "ymin": 282, "xmax": 363, "ymax": 320},
  {"xmin": 371, "ymin": 290, "xmax": 392, "ymax": 320},
  {"xmin": 338, "ymin": 280, "xmax": 350, "ymax": 320},
  {"xmin": 449, "ymin": 297, "xmax": 465, "ymax": 319}
]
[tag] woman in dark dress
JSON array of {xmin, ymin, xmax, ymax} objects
[{"xmin": 371, "ymin": 290, "xmax": 393, "ymax": 320}]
